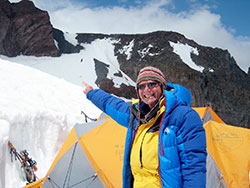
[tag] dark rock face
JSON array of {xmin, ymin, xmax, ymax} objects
[
  {"xmin": 117, "ymin": 32, "xmax": 250, "ymax": 129},
  {"xmin": 52, "ymin": 28, "xmax": 83, "ymax": 54},
  {"xmin": 0, "ymin": 0, "xmax": 59, "ymax": 57},
  {"xmin": 94, "ymin": 58, "xmax": 136, "ymax": 99},
  {"xmin": 76, "ymin": 31, "xmax": 250, "ymax": 129}
]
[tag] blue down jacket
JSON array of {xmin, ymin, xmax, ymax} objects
[{"xmin": 87, "ymin": 83, "xmax": 207, "ymax": 188}]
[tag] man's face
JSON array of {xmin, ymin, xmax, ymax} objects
[{"xmin": 138, "ymin": 80, "xmax": 163, "ymax": 109}]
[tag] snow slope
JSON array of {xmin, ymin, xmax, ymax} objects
[
  {"xmin": 0, "ymin": 59, "xmax": 101, "ymax": 188},
  {"xmin": 0, "ymin": 38, "xmax": 135, "ymax": 89}
]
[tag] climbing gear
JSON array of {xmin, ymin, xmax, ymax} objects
[{"xmin": 8, "ymin": 141, "xmax": 38, "ymax": 184}]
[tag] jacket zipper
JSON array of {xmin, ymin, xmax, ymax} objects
[{"xmin": 139, "ymin": 131, "xmax": 148, "ymax": 168}]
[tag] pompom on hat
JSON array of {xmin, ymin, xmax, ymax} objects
[{"xmin": 136, "ymin": 66, "xmax": 166, "ymax": 88}]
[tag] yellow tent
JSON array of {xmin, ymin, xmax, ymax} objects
[
  {"xmin": 205, "ymin": 121, "xmax": 250, "ymax": 188},
  {"xmin": 23, "ymin": 118, "xmax": 126, "ymax": 188},
  {"xmin": 23, "ymin": 107, "xmax": 250, "ymax": 188}
]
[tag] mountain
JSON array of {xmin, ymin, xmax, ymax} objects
[
  {"xmin": 0, "ymin": 0, "xmax": 249, "ymax": 128},
  {"xmin": 72, "ymin": 31, "xmax": 250, "ymax": 128}
]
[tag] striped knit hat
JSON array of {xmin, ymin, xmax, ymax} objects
[{"xmin": 136, "ymin": 66, "xmax": 166, "ymax": 88}]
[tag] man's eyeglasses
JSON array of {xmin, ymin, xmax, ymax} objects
[{"xmin": 137, "ymin": 82, "xmax": 159, "ymax": 90}]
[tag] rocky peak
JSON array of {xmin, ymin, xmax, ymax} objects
[
  {"xmin": 76, "ymin": 31, "xmax": 250, "ymax": 128},
  {"xmin": 0, "ymin": 0, "xmax": 59, "ymax": 57}
]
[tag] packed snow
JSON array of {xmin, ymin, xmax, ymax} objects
[
  {"xmin": 0, "ymin": 36, "xmax": 204, "ymax": 188},
  {"xmin": 138, "ymin": 44, "xmax": 161, "ymax": 59},
  {"xmin": 118, "ymin": 39, "xmax": 135, "ymax": 60},
  {"xmin": 170, "ymin": 41, "xmax": 204, "ymax": 72},
  {"xmin": 0, "ymin": 58, "xmax": 103, "ymax": 188},
  {"xmin": 64, "ymin": 32, "xmax": 78, "ymax": 46}
]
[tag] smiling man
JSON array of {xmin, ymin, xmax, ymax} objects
[{"xmin": 83, "ymin": 66, "xmax": 207, "ymax": 188}]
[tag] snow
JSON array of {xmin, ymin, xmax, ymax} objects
[
  {"xmin": 170, "ymin": 41, "xmax": 204, "ymax": 72},
  {"xmin": 0, "ymin": 59, "xmax": 102, "ymax": 188},
  {"xmin": 0, "ymin": 38, "xmax": 135, "ymax": 89},
  {"xmin": 64, "ymin": 32, "xmax": 78, "ymax": 46},
  {"xmin": 79, "ymin": 38, "xmax": 135, "ymax": 88},
  {"xmin": 138, "ymin": 44, "xmax": 160, "ymax": 59},
  {"xmin": 208, "ymin": 68, "xmax": 214, "ymax": 72},
  {"xmin": 118, "ymin": 39, "xmax": 135, "ymax": 60}
]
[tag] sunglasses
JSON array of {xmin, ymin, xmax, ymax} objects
[{"xmin": 137, "ymin": 82, "xmax": 159, "ymax": 90}]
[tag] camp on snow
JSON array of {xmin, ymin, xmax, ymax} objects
[{"xmin": 22, "ymin": 106, "xmax": 250, "ymax": 188}]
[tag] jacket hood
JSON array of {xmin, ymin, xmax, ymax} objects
[{"xmin": 164, "ymin": 83, "xmax": 192, "ymax": 115}]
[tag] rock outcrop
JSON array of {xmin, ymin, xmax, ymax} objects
[{"xmin": 0, "ymin": 0, "xmax": 58, "ymax": 57}]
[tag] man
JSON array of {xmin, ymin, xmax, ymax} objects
[{"xmin": 83, "ymin": 66, "xmax": 207, "ymax": 188}]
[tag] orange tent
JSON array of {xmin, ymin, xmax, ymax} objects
[
  {"xmin": 24, "ymin": 107, "xmax": 250, "ymax": 188},
  {"xmin": 205, "ymin": 121, "xmax": 250, "ymax": 188},
  {"xmin": 24, "ymin": 118, "xmax": 126, "ymax": 188}
]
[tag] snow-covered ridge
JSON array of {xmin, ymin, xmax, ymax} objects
[{"xmin": 1, "ymin": 38, "xmax": 135, "ymax": 89}]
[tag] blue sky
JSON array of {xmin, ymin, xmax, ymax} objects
[
  {"xmin": 72, "ymin": 0, "xmax": 250, "ymax": 38},
  {"xmin": 9, "ymin": 0, "xmax": 250, "ymax": 72},
  {"xmin": 173, "ymin": 0, "xmax": 250, "ymax": 37}
]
